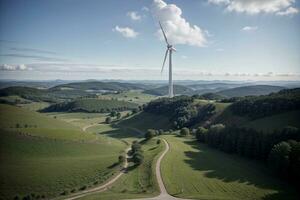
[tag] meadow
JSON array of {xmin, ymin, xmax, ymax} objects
[
  {"xmin": 78, "ymin": 138, "xmax": 163, "ymax": 200},
  {"xmin": 160, "ymin": 135, "xmax": 298, "ymax": 200},
  {"xmin": 0, "ymin": 104, "xmax": 127, "ymax": 199}
]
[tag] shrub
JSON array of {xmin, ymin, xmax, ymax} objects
[
  {"xmin": 80, "ymin": 185, "xmax": 87, "ymax": 190},
  {"xmin": 157, "ymin": 139, "xmax": 161, "ymax": 145},
  {"xmin": 132, "ymin": 152, "xmax": 144, "ymax": 165},
  {"xmin": 105, "ymin": 117, "xmax": 112, "ymax": 124},
  {"xmin": 196, "ymin": 127, "xmax": 208, "ymax": 142},
  {"xmin": 180, "ymin": 127, "xmax": 190, "ymax": 136},
  {"xmin": 145, "ymin": 129, "xmax": 156, "ymax": 140},
  {"xmin": 118, "ymin": 155, "xmax": 125, "ymax": 163}
]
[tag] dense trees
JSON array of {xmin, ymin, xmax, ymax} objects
[
  {"xmin": 230, "ymin": 88, "xmax": 300, "ymax": 119},
  {"xmin": 144, "ymin": 96, "xmax": 216, "ymax": 129},
  {"xmin": 42, "ymin": 98, "xmax": 138, "ymax": 113},
  {"xmin": 268, "ymin": 141, "xmax": 291, "ymax": 175},
  {"xmin": 131, "ymin": 141, "xmax": 143, "ymax": 165},
  {"xmin": 196, "ymin": 124, "xmax": 300, "ymax": 185}
]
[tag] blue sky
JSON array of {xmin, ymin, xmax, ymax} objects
[{"xmin": 0, "ymin": 0, "xmax": 299, "ymax": 80}]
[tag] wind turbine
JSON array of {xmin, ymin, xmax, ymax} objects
[{"xmin": 159, "ymin": 21, "xmax": 176, "ymax": 98}]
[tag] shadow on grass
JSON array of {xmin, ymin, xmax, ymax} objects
[
  {"xmin": 98, "ymin": 124, "xmax": 143, "ymax": 139},
  {"xmin": 182, "ymin": 139, "xmax": 299, "ymax": 200}
]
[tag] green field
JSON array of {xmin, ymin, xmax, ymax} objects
[
  {"xmin": 98, "ymin": 90, "xmax": 157, "ymax": 105},
  {"xmin": 42, "ymin": 98, "xmax": 138, "ymax": 113},
  {"xmin": 244, "ymin": 110, "xmax": 300, "ymax": 132},
  {"xmin": 0, "ymin": 104, "xmax": 127, "ymax": 199},
  {"xmin": 161, "ymin": 135, "xmax": 298, "ymax": 200},
  {"xmin": 78, "ymin": 138, "xmax": 163, "ymax": 200}
]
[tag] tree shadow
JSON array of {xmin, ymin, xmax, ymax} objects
[
  {"xmin": 99, "ymin": 124, "xmax": 143, "ymax": 139},
  {"xmin": 182, "ymin": 139, "xmax": 299, "ymax": 200}
]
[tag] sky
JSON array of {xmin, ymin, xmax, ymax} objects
[{"xmin": 0, "ymin": 0, "xmax": 299, "ymax": 81}]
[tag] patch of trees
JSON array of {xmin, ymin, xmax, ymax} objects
[
  {"xmin": 41, "ymin": 98, "xmax": 138, "ymax": 113},
  {"xmin": 229, "ymin": 88, "xmax": 300, "ymax": 119},
  {"xmin": 196, "ymin": 125, "xmax": 300, "ymax": 185},
  {"xmin": 144, "ymin": 96, "xmax": 216, "ymax": 129},
  {"xmin": 14, "ymin": 193, "xmax": 46, "ymax": 200},
  {"xmin": 131, "ymin": 141, "xmax": 143, "ymax": 165}
]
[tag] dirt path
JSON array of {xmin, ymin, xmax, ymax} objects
[
  {"xmin": 64, "ymin": 137, "xmax": 191, "ymax": 200},
  {"xmin": 81, "ymin": 123, "xmax": 98, "ymax": 132},
  {"xmin": 128, "ymin": 139, "xmax": 192, "ymax": 200},
  {"xmin": 63, "ymin": 147, "xmax": 130, "ymax": 200}
]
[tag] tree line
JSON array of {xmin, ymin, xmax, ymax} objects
[{"xmin": 229, "ymin": 88, "xmax": 300, "ymax": 119}]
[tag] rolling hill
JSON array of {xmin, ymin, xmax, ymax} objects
[
  {"xmin": 0, "ymin": 104, "xmax": 127, "ymax": 199},
  {"xmin": 143, "ymin": 85, "xmax": 194, "ymax": 96},
  {"xmin": 42, "ymin": 98, "xmax": 139, "ymax": 113},
  {"xmin": 216, "ymin": 85, "xmax": 285, "ymax": 98},
  {"xmin": 51, "ymin": 81, "xmax": 150, "ymax": 92}
]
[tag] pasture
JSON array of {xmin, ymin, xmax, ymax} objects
[
  {"xmin": 98, "ymin": 90, "xmax": 157, "ymax": 105},
  {"xmin": 0, "ymin": 104, "xmax": 127, "ymax": 199},
  {"xmin": 78, "ymin": 138, "xmax": 163, "ymax": 200},
  {"xmin": 161, "ymin": 135, "xmax": 298, "ymax": 200}
]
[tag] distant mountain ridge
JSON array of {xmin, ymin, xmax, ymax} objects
[{"xmin": 216, "ymin": 85, "xmax": 285, "ymax": 98}]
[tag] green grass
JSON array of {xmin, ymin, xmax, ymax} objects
[
  {"xmin": 118, "ymin": 112, "xmax": 171, "ymax": 132},
  {"xmin": 99, "ymin": 90, "xmax": 157, "ymax": 105},
  {"xmin": 78, "ymin": 138, "xmax": 163, "ymax": 200},
  {"xmin": 244, "ymin": 110, "xmax": 300, "ymax": 132},
  {"xmin": 161, "ymin": 135, "xmax": 298, "ymax": 200},
  {"xmin": 43, "ymin": 98, "xmax": 138, "ymax": 113},
  {"xmin": 18, "ymin": 102, "xmax": 50, "ymax": 111},
  {"xmin": 0, "ymin": 130, "xmax": 126, "ymax": 199},
  {"xmin": 0, "ymin": 104, "xmax": 128, "ymax": 199}
]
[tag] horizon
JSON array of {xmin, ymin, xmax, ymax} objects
[{"xmin": 1, "ymin": 0, "xmax": 300, "ymax": 81}]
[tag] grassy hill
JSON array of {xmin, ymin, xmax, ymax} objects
[
  {"xmin": 217, "ymin": 85, "xmax": 285, "ymax": 98},
  {"xmin": 161, "ymin": 135, "xmax": 298, "ymax": 200},
  {"xmin": 51, "ymin": 81, "xmax": 149, "ymax": 92},
  {"xmin": 0, "ymin": 104, "xmax": 127, "ymax": 199},
  {"xmin": 244, "ymin": 110, "xmax": 300, "ymax": 132},
  {"xmin": 143, "ymin": 85, "xmax": 194, "ymax": 96},
  {"xmin": 42, "ymin": 98, "xmax": 139, "ymax": 113}
]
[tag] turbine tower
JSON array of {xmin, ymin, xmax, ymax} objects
[{"xmin": 159, "ymin": 21, "xmax": 176, "ymax": 98}]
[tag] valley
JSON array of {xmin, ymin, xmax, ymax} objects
[{"xmin": 0, "ymin": 80, "xmax": 299, "ymax": 200}]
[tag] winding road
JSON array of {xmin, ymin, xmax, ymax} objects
[
  {"xmin": 129, "ymin": 139, "xmax": 192, "ymax": 200},
  {"xmin": 64, "ymin": 138, "xmax": 191, "ymax": 200}
]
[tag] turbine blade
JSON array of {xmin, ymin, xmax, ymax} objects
[
  {"xmin": 161, "ymin": 49, "xmax": 169, "ymax": 74},
  {"xmin": 172, "ymin": 47, "xmax": 177, "ymax": 52},
  {"xmin": 159, "ymin": 21, "xmax": 169, "ymax": 45}
]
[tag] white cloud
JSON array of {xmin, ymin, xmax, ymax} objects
[
  {"xmin": 276, "ymin": 6, "xmax": 299, "ymax": 15},
  {"xmin": 127, "ymin": 11, "xmax": 142, "ymax": 21},
  {"xmin": 0, "ymin": 64, "xmax": 32, "ymax": 71},
  {"xmin": 113, "ymin": 26, "xmax": 139, "ymax": 38},
  {"xmin": 242, "ymin": 26, "xmax": 258, "ymax": 31},
  {"xmin": 208, "ymin": 0, "xmax": 298, "ymax": 16},
  {"xmin": 152, "ymin": 0, "xmax": 207, "ymax": 47},
  {"xmin": 208, "ymin": 0, "xmax": 230, "ymax": 5}
]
